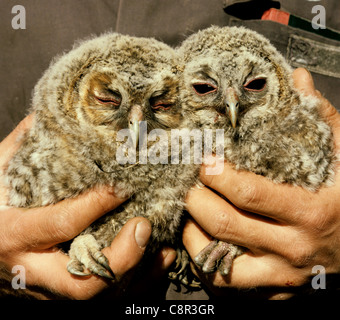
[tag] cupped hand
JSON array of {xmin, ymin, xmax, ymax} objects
[
  {"xmin": 0, "ymin": 115, "xmax": 175, "ymax": 299},
  {"xmin": 184, "ymin": 68, "xmax": 340, "ymax": 299}
]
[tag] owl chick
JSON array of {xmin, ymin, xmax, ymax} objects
[
  {"xmin": 5, "ymin": 33, "xmax": 199, "ymax": 283},
  {"xmin": 178, "ymin": 26, "xmax": 336, "ymax": 276}
]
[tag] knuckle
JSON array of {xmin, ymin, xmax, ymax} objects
[
  {"xmin": 233, "ymin": 180, "xmax": 260, "ymax": 211},
  {"xmin": 89, "ymin": 187, "xmax": 120, "ymax": 213},
  {"xmin": 200, "ymin": 168, "xmax": 215, "ymax": 187},
  {"xmin": 47, "ymin": 209, "xmax": 76, "ymax": 242},
  {"xmin": 212, "ymin": 210, "xmax": 233, "ymax": 240},
  {"xmin": 302, "ymin": 204, "xmax": 335, "ymax": 235},
  {"xmin": 323, "ymin": 98, "xmax": 338, "ymax": 119},
  {"xmin": 284, "ymin": 240, "xmax": 314, "ymax": 268},
  {"xmin": 92, "ymin": 189, "xmax": 111, "ymax": 212}
]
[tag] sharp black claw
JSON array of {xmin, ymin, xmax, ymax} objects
[
  {"xmin": 97, "ymin": 270, "xmax": 115, "ymax": 280},
  {"xmin": 102, "ymin": 262, "xmax": 115, "ymax": 277},
  {"xmin": 68, "ymin": 269, "xmax": 91, "ymax": 277},
  {"xmin": 168, "ymin": 247, "xmax": 202, "ymax": 289},
  {"xmin": 67, "ymin": 262, "xmax": 91, "ymax": 277}
]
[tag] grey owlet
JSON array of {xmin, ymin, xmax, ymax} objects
[
  {"xmin": 177, "ymin": 26, "xmax": 336, "ymax": 276},
  {"xmin": 4, "ymin": 33, "xmax": 200, "ymax": 284}
]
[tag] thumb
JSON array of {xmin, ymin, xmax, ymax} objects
[
  {"xmin": 16, "ymin": 217, "xmax": 152, "ymax": 299},
  {"xmin": 293, "ymin": 68, "xmax": 340, "ymax": 133},
  {"xmin": 292, "ymin": 68, "xmax": 317, "ymax": 97},
  {"xmin": 102, "ymin": 217, "xmax": 152, "ymax": 280}
]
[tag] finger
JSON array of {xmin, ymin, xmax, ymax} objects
[
  {"xmin": 194, "ymin": 252, "xmax": 307, "ymax": 291},
  {"xmin": 185, "ymin": 188, "xmax": 306, "ymax": 259},
  {"xmin": 0, "ymin": 114, "xmax": 34, "ymax": 166},
  {"xmin": 127, "ymin": 246, "xmax": 176, "ymax": 295},
  {"xmin": 292, "ymin": 68, "xmax": 317, "ymax": 97},
  {"xmin": 12, "ymin": 185, "xmax": 127, "ymax": 249},
  {"xmin": 319, "ymin": 96, "xmax": 340, "ymax": 141},
  {"xmin": 102, "ymin": 217, "xmax": 152, "ymax": 279},
  {"xmin": 199, "ymin": 158, "xmax": 313, "ymax": 224},
  {"xmin": 19, "ymin": 249, "xmax": 110, "ymax": 299},
  {"xmin": 145, "ymin": 247, "xmax": 176, "ymax": 279},
  {"xmin": 293, "ymin": 68, "xmax": 340, "ymax": 136},
  {"xmin": 19, "ymin": 217, "xmax": 152, "ymax": 299}
]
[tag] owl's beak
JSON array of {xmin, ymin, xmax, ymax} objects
[
  {"xmin": 128, "ymin": 105, "xmax": 143, "ymax": 149},
  {"xmin": 226, "ymin": 88, "xmax": 239, "ymax": 128}
]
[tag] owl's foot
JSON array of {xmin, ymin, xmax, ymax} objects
[
  {"xmin": 194, "ymin": 239, "xmax": 240, "ymax": 276},
  {"xmin": 67, "ymin": 234, "xmax": 115, "ymax": 280},
  {"xmin": 168, "ymin": 248, "xmax": 201, "ymax": 288}
]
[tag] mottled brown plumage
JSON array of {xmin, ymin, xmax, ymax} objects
[
  {"xmin": 178, "ymin": 26, "xmax": 336, "ymax": 275},
  {"xmin": 4, "ymin": 33, "xmax": 199, "ymax": 282},
  {"xmin": 5, "ymin": 26, "xmax": 336, "ymax": 288}
]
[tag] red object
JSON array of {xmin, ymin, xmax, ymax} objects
[{"xmin": 261, "ymin": 8, "xmax": 290, "ymax": 25}]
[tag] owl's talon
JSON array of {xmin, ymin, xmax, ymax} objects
[
  {"xmin": 168, "ymin": 271, "xmax": 177, "ymax": 280},
  {"xmin": 194, "ymin": 240, "xmax": 241, "ymax": 276},
  {"xmin": 69, "ymin": 270, "xmax": 91, "ymax": 277},
  {"xmin": 194, "ymin": 239, "xmax": 218, "ymax": 268},
  {"xmin": 67, "ymin": 259, "xmax": 91, "ymax": 277},
  {"xmin": 92, "ymin": 251, "xmax": 114, "ymax": 276},
  {"xmin": 96, "ymin": 269, "xmax": 115, "ymax": 280},
  {"xmin": 190, "ymin": 279, "xmax": 202, "ymax": 288},
  {"xmin": 180, "ymin": 274, "xmax": 189, "ymax": 286},
  {"xmin": 168, "ymin": 248, "xmax": 201, "ymax": 289},
  {"xmin": 218, "ymin": 245, "xmax": 239, "ymax": 276},
  {"xmin": 202, "ymin": 241, "xmax": 230, "ymax": 273},
  {"xmin": 176, "ymin": 248, "xmax": 189, "ymax": 274},
  {"xmin": 68, "ymin": 234, "xmax": 115, "ymax": 280}
]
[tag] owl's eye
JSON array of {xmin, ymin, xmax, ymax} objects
[
  {"xmin": 192, "ymin": 83, "xmax": 217, "ymax": 95},
  {"xmin": 151, "ymin": 102, "xmax": 173, "ymax": 111},
  {"xmin": 95, "ymin": 96, "xmax": 120, "ymax": 106},
  {"xmin": 150, "ymin": 93, "xmax": 173, "ymax": 111},
  {"xmin": 94, "ymin": 91, "xmax": 122, "ymax": 107},
  {"xmin": 243, "ymin": 78, "xmax": 267, "ymax": 92}
]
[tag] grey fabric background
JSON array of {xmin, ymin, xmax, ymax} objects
[{"xmin": 0, "ymin": 0, "xmax": 228, "ymax": 140}]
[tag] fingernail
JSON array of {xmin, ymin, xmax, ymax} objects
[
  {"xmin": 135, "ymin": 221, "xmax": 151, "ymax": 248},
  {"xmin": 161, "ymin": 249, "xmax": 177, "ymax": 270},
  {"xmin": 303, "ymin": 67, "xmax": 311, "ymax": 77},
  {"xmin": 306, "ymin": 69, "xmax": 315, "ymax": 85},
  {"xmin": 300, "ymin": 68, "xmax": 315, "ymax": 88}
]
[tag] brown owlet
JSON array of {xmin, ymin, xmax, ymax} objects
[
  {"xmin": 178, "ymin": 26, "xmax": 336, "ymax": 276},
  {"xmin": 4, "ymin": 33, "xmax": 199, "ymax": 283}
]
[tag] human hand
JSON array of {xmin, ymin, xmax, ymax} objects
[
  {"xmin": 184, "ymin": 68, "xmax": 340, "ymax": 299},
  {"xmin": 0, "ymin": 115, "xmax": 175, "ymax": 299}
]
